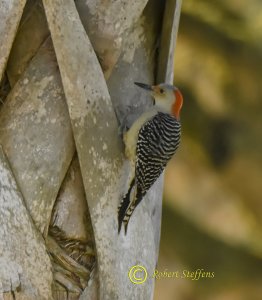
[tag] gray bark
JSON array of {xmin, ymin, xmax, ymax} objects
[
  {"xmin": 6, "ymin": 0, "xmax": 49, "ymax": 86},
  {"xmin": 0, "ymin": 0, "xmax": 27, "ymax": 81},
  {"xmin": 0, "ymin": 39, "xmax": 75, "ymax": 235},
  {"xmin": 0, "ymin": 146, "xmax": 52, "ymax": 299}
]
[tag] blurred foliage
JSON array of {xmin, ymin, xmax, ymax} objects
[{"xmin": 156, "ymin": 0, "xmax": 262, "ymax": 299}]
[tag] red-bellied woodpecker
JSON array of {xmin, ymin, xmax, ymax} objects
[{"xmin": 118, "ymin": 82, "xmax": 183, "ymax": 234}]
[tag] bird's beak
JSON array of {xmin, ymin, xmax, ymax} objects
[{"xmin": 134, "ymin": 82, "xmax": 153, "ymax": 91}]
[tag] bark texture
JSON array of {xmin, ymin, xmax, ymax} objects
[
  {"xmin": 0, "ymin": 146, "xmax": 53, "ymax": 299},
  {"xmin": 0, "ymin": 0, "xmax": 27, "ymax": 80}
]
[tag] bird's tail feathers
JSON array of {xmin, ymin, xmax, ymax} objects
[
  {"xmin": 122, "ymin": 187, "xmax": 144, "ymax": 234},
  {"xmin": 118, "ymin": 178, "xmax": 135, "ymax": 233}
]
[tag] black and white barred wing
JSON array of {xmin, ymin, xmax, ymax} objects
[{"xmin": 135, "ymin": 112, "xmax": 181, "ymax": 196}]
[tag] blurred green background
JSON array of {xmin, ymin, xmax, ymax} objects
[{"xmin": 155, "ymin": 1, "xmax": 262, "ymax": 299}]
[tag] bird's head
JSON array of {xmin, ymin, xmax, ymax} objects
[{"xmin": 134, "ymin": 82, "xmax": 183, "ymax": 120}]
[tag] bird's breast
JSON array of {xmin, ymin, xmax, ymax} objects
[{"xmin": 124, "ymin": 108, "xmax": 158, "ymax": 162}]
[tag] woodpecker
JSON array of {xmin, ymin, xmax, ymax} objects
[{"xmin": 118, "ymin": 82, "xmax": 183, "ymax": 234}]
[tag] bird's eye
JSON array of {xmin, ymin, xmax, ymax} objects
[{"xmin": 160, "ymin": 88, "xmax": 164, "ymax": 94}]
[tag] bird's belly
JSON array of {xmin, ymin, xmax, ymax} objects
[{"xmin": 124, "ymin": 110, "xmax": 157, "ymax": 161}]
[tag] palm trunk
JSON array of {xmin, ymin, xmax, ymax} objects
[{"xmin": 0, "ymin": 0, "xmax": 182, "ymax": 299}]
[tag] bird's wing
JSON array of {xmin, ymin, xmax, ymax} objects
[{"xmin": 135, "ymin": 112, "xmax": 181, "ymax": 195}]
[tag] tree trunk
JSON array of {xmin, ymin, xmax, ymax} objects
[{"xmin": 0, "ymin": 0, "xmax": 182, "ymax": 299}]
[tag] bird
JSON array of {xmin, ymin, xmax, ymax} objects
[{"xmin": 118, "ymin": 82, "xmax": 183, "ymax": 234}]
